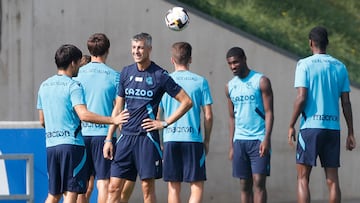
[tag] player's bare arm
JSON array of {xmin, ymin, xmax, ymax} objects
[
  {"xmin": 74, "ymin": 104, "xmax": 128, "ymax": 125},
  {"xmin": 203, "ymin": 104, "xmax": 213, "ymax": 155},
  {"xmin": 103, "ymin": 96, "xmax": 126, "ymax": 160},
  {"xmin": 225, "ymin": 85, "xmax": 235, "ymax": 160},
  {"xmin": 341, "ymin": 92, "xmax": 356, "ymax": 150},
  {"xmin": 142, "ymin": 89, "xmax": 192, "ymax": 131},
  {"xmin": 39, "ymin": 110, "xmax": 45, "ymax": 128},
  {"xmin": 259, "ymin": 76, "xmax": 274, "ymax": 157},
  {"xmin": 288, "ymin": 87, "xmax": 307, "ymax": 147}
]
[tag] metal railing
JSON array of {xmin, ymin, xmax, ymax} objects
[{"xmin": 0, "ymin": 154, "xmax": 34, "ymax": 203}]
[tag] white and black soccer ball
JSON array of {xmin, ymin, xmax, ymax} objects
[{"xmin": 165, "ymin": 7, "xmax": 190, "ymax": 31}]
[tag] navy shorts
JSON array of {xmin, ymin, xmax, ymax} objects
[
  {"xmin": 110, "ymin": 132, "xmax": 162, "ymax": 181},
  {"xmin": 296, "ymin": 128, "xmax": 340, "ymax": 167},
  {"xmin": 163, "ymin": 142, "xmax": 206, "ymax": 182},
  {"xmin": 83, "ymin": 136, "xmax": 115, "ymax": 179},
  {"xmin": 46, "ymin": 144, "xmax": 89, "ymax": 195},
  {"xmin": 232, "ymin": 140, "xmax": 270, "ymax": 179}
]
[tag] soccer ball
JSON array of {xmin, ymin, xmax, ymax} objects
[{"xmin": 165, "ymin": 7, "xmax": 190, "ymax": 31}]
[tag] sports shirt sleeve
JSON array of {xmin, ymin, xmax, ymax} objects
[
  {"xmin": 202, "ymin": 79, "xmax": 213, "ymax": 106},
  {"xmin": 37, "ymin": 87, "xmax": 42, "ymax": 110},
  {"xmin": 70, "ymin": 81, "xmax": 86, "ymax": 107},
  {"xmin": 117, "ymin": 67, "xmax": 126, "ymax": 98},
  {"xmin": 294, "ymin": 60, "xmax": 309, "ymax": 88},
  {"xmin": 161, "ymin": 70, "xmax": 182, "ymax": 97},
  {"xmin": 341, "ymin": 67, "xmax": 351, "ymax": 93}
]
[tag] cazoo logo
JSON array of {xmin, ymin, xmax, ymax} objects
[
  {"xmin": 125, "ymin": 88, "xmax": 153, "ymax": 98},
  {"xmin": 231, "ymin": 95, "xmax": 255, "ymax": 102}
]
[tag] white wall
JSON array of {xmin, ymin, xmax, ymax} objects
[{"xmin": 1, "ymin": 0, "xmax": 359, "ymax": 202}]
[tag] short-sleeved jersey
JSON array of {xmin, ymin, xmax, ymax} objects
[
  {"xmin": 74, "ymin": 62, "xmax": 120, "ymax": 136},
  {"xmin": 118, "ymin": 62, "xmax": 182, "ymax": 135},
  {"xmin": 37, "ymin": 75, "xmax": 86, "ymax": 147},
  {"xmin": 160, "ymin": 70, "xmax": 213, "ymax": 142},
  {"xmin": 294, "ymin": 54, "xmax": 351, "ymax": 130},
  {"xmin": 228, "ymin": 70, "xmax": 265, "ymax": 141}
]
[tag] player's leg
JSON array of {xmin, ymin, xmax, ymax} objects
[
  {"xmin": 137, "ymin": 133, "xmax": 162, "ymax": 203},
  {"xmin": 240, "ymin": 178, "xmax": 253, "ymax": 203},
  {"xmin": 62, "ymin": 191, "xmax": 78, "ymax": 203},
  {"xmin": 296, "ymin": 129, "xmax": 322, "ymax": 203},
  {"xmin": 46, "ymin": 147, "xmax": 63, "ymax": 203},
  {"xmin": 324, "ymin": 167, "xmax": 341, "ymax": 203},
  {"xmin": 184, "ymin": 142, "xmax": 206, "ymax": 203},
  {"xmin": 77, "ymin": 136, "xmax": 95, "ymax": 203},
  {"xmin": 319, "ymin": 130, "xmax": 341, "ymax": 203},
  {"xmin": 45, "ymin": 194, "xmax": 62, "ymax": 203},
  {"xmin": 93, "ymin": 136, "xmax": 116, "ymax": 203},
  {"xmin": 233, "ymin": 140, "xmax": 253, "ymax": 203},
  {"xmin": 296, "ymin": 164, "xmax": 312, "ymax": 203},
  {"xmin": 141, "ymin": 178, "xmax": 156, "ymax": 203},
  {"xmin": 168, "ymin": 181, "xmax": 181, "ymax": 203},
  {"xmin": 189, "ymin": 181, "xmax": 204, "ymax": 203},
  {"xmin": 120, "ymin": 180, "xmax": 136, "ymax": 203},
  {"xmin": 250, "ymin": 140, "xmax": 270, "ymax": 203},
  {"xmin": 252, "ymin": 174, "xmax": 267, "ymax": 203},
  {"xmin": 163, "ymin": 142, "xmax": 182, "ymax": 203},
  {"xmin": 76, "ymin": 174, "xmax": 93, "ymax": 203},
  {"xmin": 97, "ymin": 179, "xmax": 110, "ymax": 203},
  {"xmin": 108, "ymin": 177, "xmax": 126, "ymax": 201},
  {"xmin": 85, "ymin": 175, "xmax": 94, "ymax": 201},
  {"xmin": 108, "ymin": 135, "xmax": 137, "ymax": 202}
]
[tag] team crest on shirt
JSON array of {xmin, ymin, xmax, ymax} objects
[
  {"xmin": 246, "ymin": 82, "xmax": 253, "ymax": 89},
  {"xmin": 146, "ymin": 77, "xmax": 153, "ymax": 85}
]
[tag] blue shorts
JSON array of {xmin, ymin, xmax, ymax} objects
[
  {"xmin": 46, "ymin": 144, "xmax": 88, "ymax": 195},
  {"xmin": 297, "ymin": 128, "xmax": 340, "ymax": 167},
  {"xmin": 83, "ymin": 136, "xmax": 115, "ymax": 179},
  {"xmin": 232, "ymin": 140, "xmax": 270, "ymax": 179},
  {"xmin": 110, "ymin": 132, "xmax": 162, "ymax": 181},
  {"xmin": 163, "ymin": 142, "xmax": 206, "ymax": 182}
]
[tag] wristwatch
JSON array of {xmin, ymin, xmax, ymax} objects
[{"xmin": 161, "ymin": 121, "xmax": 168, "ymax": 128}]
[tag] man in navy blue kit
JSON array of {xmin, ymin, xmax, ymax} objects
[{"xmin": 103, "ymin": 33, "xmax": 192, "ymax": 203}]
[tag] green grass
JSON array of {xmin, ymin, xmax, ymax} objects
[{"xmin": 179, "ymin": 0, "xmax": 360, "ymax": 86}]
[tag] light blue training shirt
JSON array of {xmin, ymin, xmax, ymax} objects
[
  {"xmin": 228, "ymin": 70, "xmax": 266, "ymax": 141},
  {"xmin": 294, "ymin": 54, "xmax": 350, "ymax": 130},
  {"xmin": 37, "ymin": 75, "xmax": 86, "ymax": 147},
  {"xmin": 161, "ymin": 70, "xmax": 213, "ymax": 142},
  {"xmin": 74, "ymin": 62, "xmax": 120, "ymax": 136}
]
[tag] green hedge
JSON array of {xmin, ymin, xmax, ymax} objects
[{"xmin": 179, "ymin": 0, "xmax": 360, "ymax": 86}]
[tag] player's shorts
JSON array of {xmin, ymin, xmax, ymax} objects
[
  {"xmin": 46, "ymin": 144, "xmax": 88, "ymax": 195},
  {"xmin": 83, "ymin": 136, "xmax": 115, "ymax": 180},
  {"xmin": 296, "ymin": 128, "xmax": 340, "ymax": 167},
  {"xmin": 110, "ymin": 132, "xmax": 162, "ymax": 181},
  {"xmin": 163, "ymin": 142, "xmax": 206, "ymax": 182},
  {"xmin": 232, "ymin": 140, "xmax": 270, "ymax": 179}
]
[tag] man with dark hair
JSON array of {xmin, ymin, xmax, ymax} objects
[
  {"xmin": 104, "ymin": 33, "xmax": 192, "ymax": 203},
  {"xmin": 288, "ymin": 26, "xmax": 356, "ymax": 203},
  {"xmin": 160, "ymin": 42, "xmax": 213, "ymax": 203},
  {"xmin": 37, "ymin": 44, "xmax": 128, "ymax": 203},
  {"xmin": 225, "ymin": 46, "xmax": 274, "ymax": 203},
  {"xmin": 75, "ymin": 33, "xmax": 120, "ymax": 203}
]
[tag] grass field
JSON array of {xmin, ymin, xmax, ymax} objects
[{"xmin": 179, "ymin": 0, "xmax": 360, "ymax": 86}]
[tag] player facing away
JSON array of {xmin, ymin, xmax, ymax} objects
[
  {"xmin": 288, "ymin": 26, "xmax": 356, "ymax": 203},
  {"xmin": 37, "ymin": 44, "xmax": 129, "ymax": 203},
  {"xmin": 74, "ymin": 33, "xmax": 120, "ymax": 203},
  {"xmin": 225, "ymin": 47, "xmax": 274, "ymax": 203},
  {"xmin": 159, "ymin": 42, "xmax": 213, "ymax": 203},
  {"xmin": 103, "ymin": 33, "xmax": 193, "ymax": 203}
]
